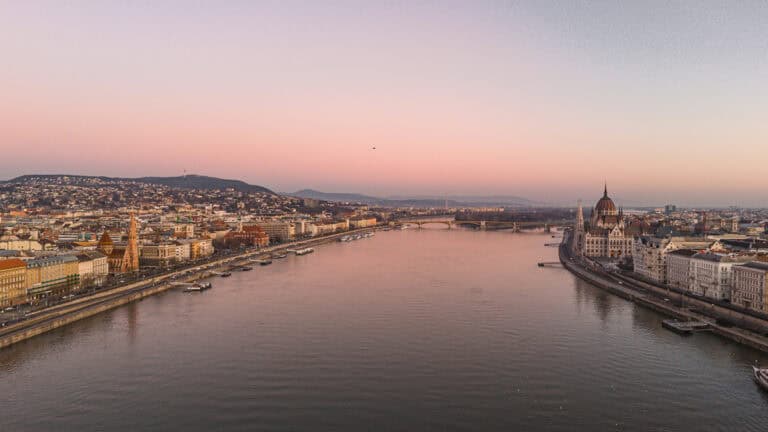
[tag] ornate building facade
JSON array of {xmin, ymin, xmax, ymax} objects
[
  {"xmin": 121, "ymin": 212, "xmax": 140, "ymax": 273},
  {"xmin": 578, "ymin": 185, "xmax": 634, "ymax": 259},
  {"xmin": 97, "ymin": 213, "xmax": 140, "ymax": 274}
]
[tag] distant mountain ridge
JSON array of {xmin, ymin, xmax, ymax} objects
[
  {"xmin": 288, "ymin": 189, "xmax": 543, "ymax": 207},
  {"xmin": 290, "ymin": 189, "xmax": 381, "ymax": 203},
  {"xmin": 4, "ymin": 174, "xmax": 275, "ymax": 194}
]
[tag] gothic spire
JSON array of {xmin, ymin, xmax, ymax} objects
[
  {"xmin": 603, "ymin": 182, "xmax": 608, "ymax": 198},
  {"xmin": 576, "ymin": 199, "xmax": 584, "ymax": 232}
]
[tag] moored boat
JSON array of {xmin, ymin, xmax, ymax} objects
[
  {"xmin": 753, "ymin": 366, "xmax": 768, "ymax": 392},
  {"xmin": 294, "ymin": 247, "xmax": 314, "ymax": 256},
  {"xmin": 183, "ymin": 282, "xmax": 212, "ymax": 292},
  {"xmin": 220, "ymin": 272, "xmax": 232, "ymax": 277}
]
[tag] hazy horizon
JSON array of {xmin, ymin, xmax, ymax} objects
[{"xmin": 2, "ymin": 1, "xmax": 767, "ymax": 207}]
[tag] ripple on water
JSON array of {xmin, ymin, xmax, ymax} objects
[{"xmin": 1, "ymin": 230, "xmax": 768, "ymax": 432}]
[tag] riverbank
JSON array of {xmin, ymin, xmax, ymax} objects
[
  {"xmin": 558, "ymin": 234, "xmax": 768, "ymax": 353},
  {"xmin": 0, "ymin": 228, "xmax": 375, "ymax": 350}
]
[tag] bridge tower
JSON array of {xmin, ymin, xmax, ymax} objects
[{"xmin": 480, "ymin": 220, "xmax": 486, "ymax": 231}]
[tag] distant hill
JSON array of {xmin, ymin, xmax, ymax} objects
[
  {"xmin": 5, "ymin": 174, "xmax": 275, "ymax": 194},
  {"xmin": 290, "ymin": 189, "xmax": 382, "ymax": 203},
  {"xmin": 288, "ymin": 189, "xmax": 543, "ymax": 207}
]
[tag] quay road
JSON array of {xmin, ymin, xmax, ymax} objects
[
  {"xmin": 0, "ymin": 228, "xmax": 376, "ymax": 349},
  {"xmin": 558, "ymin": 231, "xmax": 768, "ymax": 353}
]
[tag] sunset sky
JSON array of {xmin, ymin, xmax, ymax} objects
[{"xmin": 2, "ymin": 1, "xmax": 767, "ymax": 206}]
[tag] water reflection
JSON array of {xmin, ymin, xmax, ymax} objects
[{"xmin": 1, "ymin": 230, "xmax": 767, "ymax": 432}]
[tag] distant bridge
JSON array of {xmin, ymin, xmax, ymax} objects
[{"xmin": 396, "ymin": 217, "xmax": 573, "ymax": 232}]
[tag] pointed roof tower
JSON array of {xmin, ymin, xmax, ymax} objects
[
  {"xmin": 97, "ymin": 231, "xmax": 114, "ymax": 255},
  {"xmin": 121, "ymin": 212, "xmax": 140, "ymax": 273},
  {"xmin": 576, "ymin": 199, "xmax": 584, "ymax": 232}
]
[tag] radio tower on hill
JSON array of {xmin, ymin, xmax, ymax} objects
[{"xmin": 121, "ymin": 212, "xmax": 140, "ymax": 273}]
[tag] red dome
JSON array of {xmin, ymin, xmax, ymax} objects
[
  {"xmin": 594, "ymin": 185, "xmax": 616, "ymax": 214},
  {"xmin": 595, "ymin": 196, "xmax": 616, "ymax": 213}
]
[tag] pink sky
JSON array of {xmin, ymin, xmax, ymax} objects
[{"xmin": 1, "ymin": 2, "xmax": 767, "ymax": 206}]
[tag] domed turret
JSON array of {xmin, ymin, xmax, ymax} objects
[{"xmin": 594, "ymin": 184, "xmax": 617, "ymax": 215}]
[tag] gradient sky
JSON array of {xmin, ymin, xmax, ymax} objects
[{"xmin": 1, "ymin": 1, "xmax": 767, "ymax": 206}]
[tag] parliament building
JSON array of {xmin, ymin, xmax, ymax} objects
[{"xmin": 574, "ymin": 185, "xmax": 634, "ymax": 259}]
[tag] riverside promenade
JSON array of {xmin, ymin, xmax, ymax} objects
[
  {"xmin": 0, "ymin": 228, "xmax": 374, "ymax": 350},
  {"xmin": 558, "ymin": 233, "xmax": 768, "ymax": 353}
]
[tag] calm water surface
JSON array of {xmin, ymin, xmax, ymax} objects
[{"xmin": 2, "ymin": 230, "xmax": 767, "ymax": 431}]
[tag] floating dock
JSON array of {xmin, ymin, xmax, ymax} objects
[{"xmin": 662, "ymin": 319, "xmax": 710, "ymax": 335}]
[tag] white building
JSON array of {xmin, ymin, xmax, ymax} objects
[
  {"xmin": 174, "ymin": 242, "xmax": 191, "ymax": 261},
  {"xmin": 666, "ymin": 249, "xmax": 697, "ymax": 290},
  {"xmin": 688, "ymin": 253, "xmax": 753, "ymax": 301},
  {"xmin": 76, "ymin": 251, "xmax": 109, "ymax": 288},
  {"xmin": 633, "ymin": 236, "xmax": 712, "ymax": 283},
  {"xmin": 257, "ymin": 222, "xmax": 294, "ymax": 243},
  {"xmin": 140, "ymin": 244, "xmax": 179, "ymax": 267},
  {"xmin": 306, "ymin": 220, "xmax": 349, "ymax": 237},
  {"xmin": 731, "ymin": 262, "xmax": 768, "ymax": 312},
  {"xmin": 0, "ymin": 236, "xmax": 45, "ymax": 251}
]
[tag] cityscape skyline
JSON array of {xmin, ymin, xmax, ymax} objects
[
  {"xmin": 4, "ymin": 2, "xmax": 768, "ymax": 429},
  {"xmin": 2, "ymin": 1, "xmax": 768, "ymax": 206},
  {"xmin": 0, "ymin": 172, "xmax": 761, "ymax": 209}
]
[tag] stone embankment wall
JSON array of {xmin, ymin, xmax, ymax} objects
[{"xmin": 559, "ymin": 241, "xmax": 768, "ymax": 353}]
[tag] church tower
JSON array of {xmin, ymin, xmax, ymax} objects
[
  {"xmin": 121, "ymin": 212, "xmax": 140, "ymax": 273},
  {"xmin": 97, "ymin": 231, "xmax": 114, "ymax": 256}
]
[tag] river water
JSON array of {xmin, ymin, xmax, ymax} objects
[{"xmin": 1, "ymin": 229, "xmax": 767, "ymax": 431}]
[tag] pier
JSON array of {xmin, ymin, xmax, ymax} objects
[{"xmin": 662, "ymin": 319, "xmax": 710, "ymax": 335}]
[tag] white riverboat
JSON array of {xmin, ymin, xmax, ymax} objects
[
  {"xmin": 183, "ymin": 282, "xmax": 212, "ymax": 292},
  {"xmin": 753, "ymin": 366, "xmax": 768, "ymax": 392}
]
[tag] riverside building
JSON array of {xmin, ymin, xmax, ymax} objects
[
  {"xmin": 256, "ymin": 222, "xmax": 293, "ymax": 243},
  {"xmin": 688, "ymin": 253, "xmax": 753, "ymax": 301},
  {"xmin": 731, "ymin": 262, "xmax": 768, "ymax": 313},
  {"xmin": 26, "ymin": 255, "xmax": 80, "ymax": 302},
  {"xmin": 0, "ymin": 259, "xmax": 27, "ymax": 307},
  {"xmin": 578, "ymin": 185, "xmax": 634, "ymax": 259},
  {"xmin": 666, "ymin": 249, "xmax": 697, "ymax": 290},
  {"xmin": 633, "ymin": 237, "xmax": 713, "ymax": 283},
  {"xmin": 75, "ymin": 251, "xmax": 108, "ymax": 288}
]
